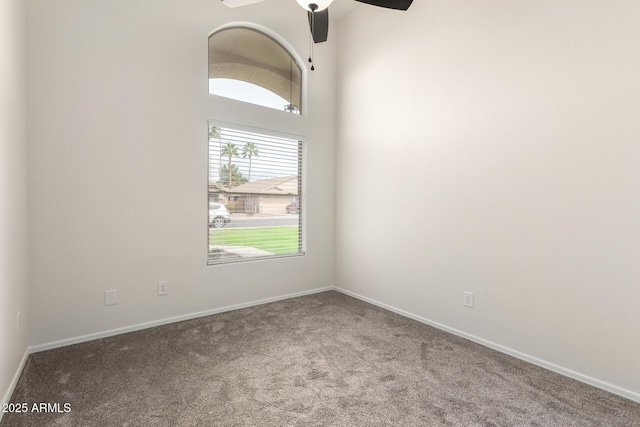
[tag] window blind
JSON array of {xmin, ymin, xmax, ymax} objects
[{"xmin": 208, "ymin": 124, "xmax": 303, "ymax": 264}]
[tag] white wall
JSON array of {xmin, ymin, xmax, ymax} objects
[
  {"xmin": 0, "ymin": 0, "xmax": 29, "ymax": 407},
  {"xmin": 27, "ymin": 0, "xmax": 336, "ymax": 347},
  {"xmin": 336, "ymin": 0, "xmax": 640, "ymax": 397}
]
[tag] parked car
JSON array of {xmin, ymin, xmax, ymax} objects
[
  {"xmin": 286, "ymin": 201, "xmax": 300, "ymax": 214},
  {"xmin": 209, "ymin": 203, "xmax": 231, "ymax": 228}
]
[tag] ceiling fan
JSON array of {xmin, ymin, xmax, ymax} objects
[{"xmin": 221, "ymin": 0, "xmax": 413, "ymax": 44}]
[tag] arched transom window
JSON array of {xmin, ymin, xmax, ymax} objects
[{"xmin": 209, "ymin": 27, "xmax": 302, "ymax": 114}]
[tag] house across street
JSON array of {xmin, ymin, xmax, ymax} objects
[{"xmin": 210, "ymin": 176, "xmax": 299, "ymax": 215}]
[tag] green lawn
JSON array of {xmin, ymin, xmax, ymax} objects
[{"xmin": 209, "ymin": 226, "xmax": 300, "ymax": 254}]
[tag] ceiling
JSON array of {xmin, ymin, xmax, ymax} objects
[
  {"xmin": 330, "ymin": 0, "xmax": 358, "ymax": 20},
  {"xmin": 221, "ymin": 0, "xmax": 359, "ymax": 21}
]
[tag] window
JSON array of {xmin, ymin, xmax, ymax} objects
[
  {"xmin": 208, "ymin": 124, "xmax": 304, "ymax": 264},
  {"xmin": 209, "ymin": 27, "xmax": 302, "ymax": 114}
]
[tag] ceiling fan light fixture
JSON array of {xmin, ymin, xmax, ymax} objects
[{"xmin": 296, "ymin": 0, "xmax": 334, "ymax": 12}]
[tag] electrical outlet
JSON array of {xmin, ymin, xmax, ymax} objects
[
  {"xmin": 17, "ymin": 312, "xmax": 21, "ymax": 335},
  {"xmin": 105, "ymin": 289, "xmax": 117, "ymax": 306},
  {"xmin": 463, "ymin": 291, "xmax": 474, "ymax": 308},
  {"xmin": 158, "ymin": 281, "xmax": 168, "ymax": 296}
]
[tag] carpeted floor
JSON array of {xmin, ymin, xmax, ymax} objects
[{"xmin": 2, "ymin": 291, "xmax": 639, "ymax": 426}]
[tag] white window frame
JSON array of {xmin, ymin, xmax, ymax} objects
[
  {"xmin": 207, "ymin": 120, "xmax": 306, "ymax": 265},
  {"xmin": 208, "ymin": 23, "xmax": 308, "ymax": 116}
]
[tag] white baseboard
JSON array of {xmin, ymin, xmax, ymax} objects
[
  {"xmin": 21, "ymin": 285, "xmax": 640, "ymax": 406},
  {"xmin": 0, "ymin": 347, "xmax": 30, "ymax": 423},
  {"xmin": 30, "ymin": 286, "xmax": 333, "ymax": 353},
  {"xmin": 334, "ymin": 287, "xmax": 640, "ymax": 404}
]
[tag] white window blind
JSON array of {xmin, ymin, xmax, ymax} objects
[{"xmin": 208, "ymin": 124, "xmax": 303, "ymax": 264}]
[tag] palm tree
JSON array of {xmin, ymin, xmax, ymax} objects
[
  {"xmin": 242, "ymin": 142, "xmax": 259, "ymax": 182},
  {"xmin": 220, "ymin": 143, "xmax": 239, "ymax": 189}
]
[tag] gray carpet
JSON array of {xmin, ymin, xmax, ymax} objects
[{"xmin": 2, "ymin": 291, "xmax": 639, "ymax": 426}]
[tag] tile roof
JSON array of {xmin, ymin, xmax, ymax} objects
[{"xmin": 210, "ymin": 176, "xmax": 298, "ymax": 196}]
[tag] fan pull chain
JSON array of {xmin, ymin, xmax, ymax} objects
[
  {"xmin": 309, "ymin": 39, "xmax": 315, "ymax": 71},
  {"xmin": 308, "ymin": 31, "xmax": 314, "ymax": 71},
  {"xmin": 308, "ymin": 6, "xmax": 316, "ymax": 71}
]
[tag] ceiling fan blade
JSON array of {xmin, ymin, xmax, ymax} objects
[
  {"xmin": 220, "ymin": 0, "xmax": 265, "ymax": 8},
  {"xmin": 307, "ymin": 8, "xmax": 329, "ymax": 43},
  {"xmin": 353, "ymin": 0, "xmax": 413, "ymax": 11}
]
